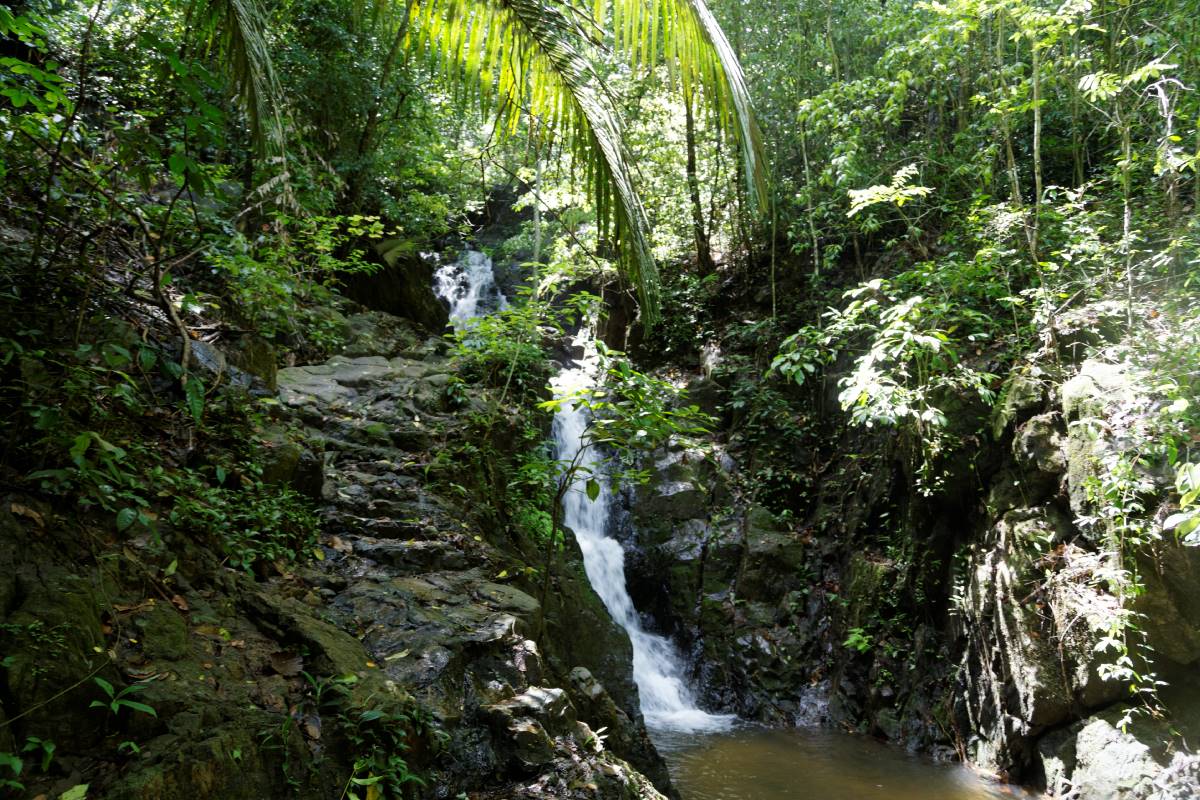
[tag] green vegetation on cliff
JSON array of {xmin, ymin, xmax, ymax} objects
[{"xmin": 1, "ymin": 0, "xmax": 1198, "ymax": 797}]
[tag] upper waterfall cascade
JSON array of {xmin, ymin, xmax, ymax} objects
[
  {"xmin": 435, "ymin": 247, "xmax": 731, "ymax": 733},
  {"xmin": 433, "ymin": 248, "xmax": 508, "ymax": 327}
]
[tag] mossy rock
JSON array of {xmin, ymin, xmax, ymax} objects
[
  {"xmin": 226, "ymin": 335, "xmax": 278, "ymax": 391},
  {"xmin": 843, "ymin": 552, "xmax": 894, "ymax": 630},
  {"xmin": 135, "ymin": 603, "xmax": 190, "ymax": 662},
  {"xmin": 103, "ymin": 717, "xmax": 320, "ymax": 800},
  {"xmin": 2, "ymin": 568, "xmax": 111, "ymax": 751}
]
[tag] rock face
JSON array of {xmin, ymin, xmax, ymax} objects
[
  {"xmin": 268, "ymin": 314, "xmax": 670, "ymax": 796},
  {"xmin": 0, "ymin": 308, "xmax": 669, "ymax": 799},
  {"xmin": 956, "ymin": 352, "xmax": 1200, "ymax": 796},
  {"xmin": 340, "ymin": 248, "xmax": 451, "ymax": 332},
  {"xmin": 619, "ymin": 330, "xmax": 1199, "ymax": 799},
  {"xmin": 616, "ymin": 442, "xmax": 818, "ymax": 723}
]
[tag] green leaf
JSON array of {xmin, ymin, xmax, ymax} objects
[
  {"xmin": 0, "ymin": 752, "xmax": 21, "ymax": 776},
  {"xmin": 115, "ymin": 507, "xmax": 138, "ymax": 532},
  {"xmin": 69, "ymin": 433, "xmax": 93, "ymax": 465},
  {"xmin": 117, "ymin": 700, "xmax": 157, "ymax": 717},
  {"xmin": 585, "ymin": 478, "xmax": 600, "ymax": 502},
  {"xmin": 60, "ymin": 784, "xmax": 90, "ymax": 800},
  {"xmin": 184, "ymin": 377, "xmax": 205, "ymax": 423},
  {"xmin": 93, "ymin": 677, "xmax": 115, "ymax": 699}
]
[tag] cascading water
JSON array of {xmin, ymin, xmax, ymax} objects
[
  {"xmin": 430, "ymin": 245, "xmax": 1038, "ymax": 799},
  {"xmin": 433, "ymin": 248, "xmax": 508, "ymax": 326},
  {"xmin": 435, "ymin": 247, "xmax": 730, "ymax": 733},
  {"xmin": 551, "ymin": 328, "xmax": 734, "ymax": 734}
]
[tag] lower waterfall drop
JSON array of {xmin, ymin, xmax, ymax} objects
[
  {"xmin": 551, "ymin": 327, "xmax": 734, "ymax": 735},
  {"xmin": 434, "ymin": 248, "xmax": 730, "ymax": 733}
]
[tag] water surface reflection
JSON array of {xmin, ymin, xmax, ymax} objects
[{"xmin": 653, "ymin": 726, "xmax": 1036, "ymax": 800}]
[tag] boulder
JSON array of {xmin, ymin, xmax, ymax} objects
[
  {"xmin": 992, "ymin": 364, "xmax": 1050, "ymax": 438},
  {"xmin": 1069, "ymin": 712, "xmax": 1163, "ymax": 800},
  {"xmin": 339, "ymin": 249, "xmax": 449, "ymax": 332},
  {"xmin": 225, "ymin": 335, "xmax": 278, "ymax": 390}
]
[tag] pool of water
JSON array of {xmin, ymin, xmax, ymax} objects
[{"xmin": 653, "ymin": 726, "xmax": 1037, "ymax": 800}]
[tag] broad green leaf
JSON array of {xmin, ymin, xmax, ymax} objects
[{"xmin": 116, "ymin": 507, "xmax": 138, "ymax": 532}]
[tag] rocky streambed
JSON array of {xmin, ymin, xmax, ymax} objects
[
  {"xmin": 3, "ymin": 294, "xmax": 1198, "ymax": 799},
  {"xmin": 0, "ymin": 309, "xmax": 671, "ymax": 799}
]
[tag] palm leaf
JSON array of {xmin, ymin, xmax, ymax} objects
[
  {"xmin": 606, "ymin": 0, "xmax": 768, "ymax": 211},
  {"xmin": 189, "ymin": 0, "xmax": 286, "ymax": 159},
  {"xmin": 412, "ymin": 0, "xmax": 662, "ymax": 324}
]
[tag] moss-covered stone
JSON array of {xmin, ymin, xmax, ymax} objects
[{"xmin": 136, "ymin": 603, "xmax": 190, "ymax": 662}]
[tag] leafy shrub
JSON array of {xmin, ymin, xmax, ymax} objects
[{"xmin": 169, "ymin": 467, "xmax": 319, "ymax": 573}]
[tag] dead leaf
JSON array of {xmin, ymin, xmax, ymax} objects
[
  {"xmin": 269, "ymin": 651, "xmax": 303, "ymax": 677},
  {"xmin": 10, "ymin": 502, "xmax": 44, "ymax": 528},
  {"xmin": 112, "ymin": 600, "xmax": 154, "ymax": 615},
  {"xmin": 170, "ymin": 594, "xmax": 189, "ymax": 612},
  {"xmin": 329, "ymin": 535, "xmax": 352, "ymax": 554}
]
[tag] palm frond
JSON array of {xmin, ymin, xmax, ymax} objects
[
  {"xmin": 412, "ymin": 0, "xmax": 661, "ymax": 324},
  {"xmin": 190, "ymin": 0, "xmax": 286, "ymax": 158},
  {"xmin": 606, "ymin": 0, "xmax": 769, "ymax": 212}
]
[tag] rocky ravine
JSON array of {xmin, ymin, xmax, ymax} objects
[
  {"xmin": 0, "ymin": 310, "xmax": 671, "ymax": 799},
  {"xmin": 618, "ymin": 304, "xmax": 1200, "ymax": 799}
]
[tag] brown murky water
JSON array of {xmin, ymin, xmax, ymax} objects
[{"xmin": 653, "ymin": 726, "xmax": 1037, "ymax": 800}]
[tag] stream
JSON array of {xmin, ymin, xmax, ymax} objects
[
  {"xmin": 434, "ymin": 249, "xmax": 1033, "ymax": 800},
  {"xmin": 653, "ymin": 726, "xmax": 1033, "ymax": 799}
]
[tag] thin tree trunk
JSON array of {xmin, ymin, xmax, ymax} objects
[
  {"xmin": 800, "ymin": 121, "xmax": 821, "ymax": 279},
  {"xmin": 1031, "ymin": 40, "xmax": 1043, "ymax": 262},
  {"xmin": 343, "ymin": 3, "xmax": 415, "ymax": 210},
  {"xmin": 1070, "ymin": 28, "xmax": 1084, "ymax": 186},
  {"xmin": 684, "ymin": 94, "xmax": 714, "ymax": 273}
]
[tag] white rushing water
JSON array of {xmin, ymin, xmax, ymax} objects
[
  {"xmin": 433, "ymin": 248, "xmax": 508, "ymax": 327},
  {"xmin": 438, "ymin": 248, "xmax": 730, "ymax": 733},
  {"xmin": 550, "ymin": 328, "xmax": 734, "ymax": 734}
]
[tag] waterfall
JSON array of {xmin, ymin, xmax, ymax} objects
[
  {"xmin": 436, "ymin": 248, "xmax": 730, "ymax": 733},
  {"xmin": 550, "ymin": 328, "xmax": 734, "ymax": 734},
  {"xmin": 433, "ymin": 248, "xmax": 508, "ymax": 326}
]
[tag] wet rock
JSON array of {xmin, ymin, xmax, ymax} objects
[
  {"xmin": 567, "ymin": 667, "xmax": 672, "ymax": 791},
  {"xmin": 1069, "ymin": 711, "xmax": 1163, "ymax": 800},
  {"xmin": 738, "ymin": 505, "xmax": 804, "ymax": 600},
  {"xmin": 340, "ymin": 249, "xmax": 449, "ymax": 332},
  {"xmin": 352, "ymin": 538, "xmax": 469, "ymax": 573}
]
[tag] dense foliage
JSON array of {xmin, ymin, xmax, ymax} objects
[{"xmin": 0, "ymin": 0, "xmax": 1198, "ymax": 794}]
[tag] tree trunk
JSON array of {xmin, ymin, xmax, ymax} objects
[
  {"xmin": 684, "ymin": 95, "xmax": 715, "ymax": 274},
  {"xmin": 342, "ymin": 6, "xmax": 414, "ymax": 211}
]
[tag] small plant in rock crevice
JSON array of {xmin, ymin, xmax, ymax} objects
[
  {"xmin": 843, "ymin": 627, "xmax": 873, "ymax": 653},
  {"xmin": 90, "ymin": 677, "xmax": 158, "ymax": 719}
]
